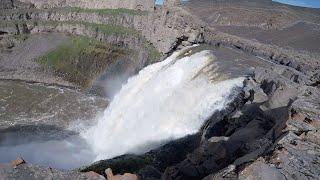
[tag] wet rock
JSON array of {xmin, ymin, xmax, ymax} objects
[
  {"xmin": 138, "ymin": 166, "xmax": 162, "ymax": 180},
  {"xmin": 244, "ymin": 78, "xmax": 268, "ymax": 104},
  {"xmin": 208, "ymin": 136, "xmax": 229, "ymax": 143},
  {"xmin": 163, "ymin": 103, "xmax": 275, "ymax": 179},
  {"xmin": 202, "ymin": 165, "xmax": 237, "ymax": 180},
  {"xmin": 80, "ymin": 133, "xmax": 201, "ymax": 175}
]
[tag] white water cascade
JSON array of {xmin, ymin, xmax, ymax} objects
[{"xmin": 83, "ymin": 47, "xmax": 244, "ymax": 161}]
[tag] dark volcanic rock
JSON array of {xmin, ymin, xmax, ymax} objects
[
  {"xmin": 79, "ymin": 133, "xmax": 201, "ymax": 177},
  {"xmin": 163, "ymin": 103, "xmax": 275, "ymax": 179},
  {"xmin": 202, "ymin": 65, "xmax": 320, "ymax": 180}
]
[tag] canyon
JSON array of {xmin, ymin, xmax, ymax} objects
[{"xmin": 0, "ymin": 0, "xmax": 319, "ymax": 179}]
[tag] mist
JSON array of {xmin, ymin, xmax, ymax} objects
[{"xmin": 83, "ymin": 48, "xmax": 244, "ymax": 161}]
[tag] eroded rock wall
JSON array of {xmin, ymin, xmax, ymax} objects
[{"xmin": 18, "ymin": 0, "xmax": 155, "ymax": 11}]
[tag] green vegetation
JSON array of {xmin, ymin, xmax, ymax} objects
[
  {"xmin": 37, "ymin": 21, "xmax": 161, "ymax": 62},
  {"xmin": 70, "ymin": 7, "xmax": 145, "ymax": 15},
  {"xmin": 36, "ymin": 20, "xmax": 140, "ymax": 37},
  {"xmin": 83, "ymin": 22, "xmax": 140, "ymax": 37},
  {"xmin": 144, "ymin": 42, "xmax": 162, "ymax": 63},
  {"xmin": 38, "ymin": 36, "xmax": 127, "ymax": 88}
]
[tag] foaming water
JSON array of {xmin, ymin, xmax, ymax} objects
[
  {"xmin": 0, "ymin": 48, "xmax": 244, "ymax": 169},
  {"xmin": 0, "ymin": 133, "xmax": 94, "ymax": 169},
  {"xmin": 83, "ymin": 48, "xmax": 244, "ymax": 160},
  {"xmin": 0, "ymin": 81, "xmax": 106, "ymax": 169}
]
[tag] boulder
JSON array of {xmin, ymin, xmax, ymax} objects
[
  {"xmin": 106, "ymin": 168, "xmax": 140, "ymax": 180},
  {"xmin": 238, "ymin": 159, "xmax": 286, "ymax": 180},
  {"xmin": 10, "ymin": 157, "xmax": 26, "ymax": 168}
]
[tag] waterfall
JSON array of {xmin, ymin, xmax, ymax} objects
[{"xmin": 83, "ymin": 47, "xmax": 244, "ymax": 161}]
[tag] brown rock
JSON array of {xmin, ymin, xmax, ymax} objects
[
  {"xmin": 10, "ymin": 157, "xmax": 26, "ymax": 168},
  {"xmin": 84, "ymin": 171, "xmax": 106, "ymax": 180},
  {"xmin": 238, "ymin": 158, "xmax": 286, "ymax": 180},
  {"xmin": 105, "ymin": 168, "xmax": 139, "ymax": 180}
]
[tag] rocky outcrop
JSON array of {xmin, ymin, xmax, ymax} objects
[
  {"xmin": 0, "ymin": 0, "xmax": 33, "ymax": 9},
  {"xmin": 183, "ymin": 0, "xmax": 320, "ymax": 30},
  {"xmin": 135, "ymin": 7, "xmax": 205, "ymax": 54},
  {"xmin": 18, "ymin": 0, "xmax": 155, "ymax": 11},
  {"xmin": 0, "ymin": 6, "xmax": 205, "ymax": 55},
  {"xmin": 0, "ymin": 0, "xmax": 14, "ymax": 9},
  {"xmin": 204, "ymin": 29, "xmax": 320, "ymax": 84},
  {"xmin": 201, "ymin": 64, "xmax": 320, "ymax": 179},
  {"xmin": 0, "ymin": 158, "xmax": 106, "ymax": 180}
]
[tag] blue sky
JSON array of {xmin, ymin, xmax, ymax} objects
[
  {"xmin": 155, "ymin": 0, "xmax": 189, "ymax": 5},
  {"xmin": 155, "ymin": 0, "xmax": 164, "ymax": 5},
  {"xmin": 273, "ymin": 0, "xmax": 320, "ymax": 8},
  {"xmin": 156, "ymin": 0, "xmax": 320, "ymax": 8}
]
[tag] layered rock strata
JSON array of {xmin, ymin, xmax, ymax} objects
[{"xmin": 18, "ymin": 0, "xmax": 155, "ymax": 11}]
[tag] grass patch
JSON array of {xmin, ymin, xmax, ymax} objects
[
  {"xmin": 144, "ymin": 42, "xmax": 162, "ymax": 63},
  {"xmin": 83, "ymin": 22, "xmax": 140, "ymax": 37},
  {"xmin": 1, "ymin": 18, "xmax": 162, "ymax": 70},
  {"xmin": 35, "ymin": 20, "xmax": 140, "ymax": 37},
  {"xmin": 70, "ymin": 7, "xmax": 145, "ymax": 15},
  {"xmin": 38, "ymin": 36, "xmax": 128, "ymax": 88},
  {"xmin": 38, "ymin": 21, "xmax": 161, "ymax": 62}
]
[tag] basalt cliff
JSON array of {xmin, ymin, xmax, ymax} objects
[{"xmin": 0, "ymin": 0, "xmax": 319, "ymax": 180}]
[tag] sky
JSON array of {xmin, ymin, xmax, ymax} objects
[
  {"xmin": 156, "ymin": 0, "xmax": 320, "ymax": 8},
  {"xmin": 273, "ymin": 0, "xmax": 320, "ymax": 8},
  {"xmin": 155, "ymin": 0, "xmax": 164, "ymax": 5},
  {"xmin": 155, "ymin": 0, "xmax": 189, "ymax": 5}
]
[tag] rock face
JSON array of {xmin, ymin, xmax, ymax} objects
[
  {"xmin": 200, "ymin": 64, "xmax": 320, "ymax": 180},
  {"xmin": 0, "ymin": 0, "xmax": 33, "ymax": 9},
  {"xmin": 1, "ymin": 3, "xmax": 318, "ymax": 85},
  {"xmin": 0, "ymin": 0, "xmax": 14, "ymax": 9},
  {"xmin": 18, "ymin": 0, "xmax": 155, "ymax": 11}
]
